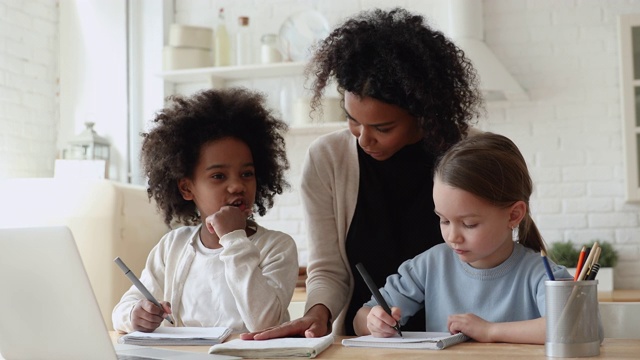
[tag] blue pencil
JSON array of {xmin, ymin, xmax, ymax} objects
[{"xmin": 540, "ymin": 250, "xmax": 555, "ymax": 281}]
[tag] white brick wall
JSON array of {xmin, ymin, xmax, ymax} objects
[
  {"xmin": 3, "ymin": 0, "xmax": 638, "ymax": 289},
  {"xmin": 176, "ymin": 0, "xmax": 640, "ymax": 288},
  {"xmin": 165, "ymin": 0, "xmax": 640, "ymax": 288},
  {"xmin": 0, "ymin": 0, "xmax": 58, "ymax": 178},
  {"xmin": 483, "ymin": 0, "xmax": 640, "ymax": 289}
]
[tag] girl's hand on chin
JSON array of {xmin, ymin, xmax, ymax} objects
[{"xmin": 205, "ymin": 206, "xmax": 248, "ymax": 237}]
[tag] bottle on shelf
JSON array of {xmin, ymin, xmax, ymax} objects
[
  {"xmin": 236, "ymin": 16, "xmax": 252, "ymax": 66},
  {"xmin": 214, "ymin": 8, "xmax": 231, "ymax": 67},
  {"xmin": 260, "ymin": 33, "xmax": 282, "ymax": 64}
]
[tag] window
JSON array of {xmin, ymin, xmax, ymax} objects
[{"xmin": 619, "ymin": 14, "xmax": 640, "ymax": 201}]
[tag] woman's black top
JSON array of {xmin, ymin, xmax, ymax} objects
[{"xmin": 344, "ymin": 140, "xmax": 444, "ymax": 335}]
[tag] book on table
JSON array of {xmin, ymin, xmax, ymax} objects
[
  {"xmin": 341, "ymin": 331, "xmax": 469, "ymax": 350},
  {"xmin": 118, "ymin": 326, "xmax": 232, "ymax": 346},
  {"xmin": 209, "ymin": 335, "xmax": 334, "ymax": 358}
]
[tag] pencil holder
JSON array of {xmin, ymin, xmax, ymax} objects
[{"xmin": 545, "ymin": 280, "xmax": 601, "ymax": 357}]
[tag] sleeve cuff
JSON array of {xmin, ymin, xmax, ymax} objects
[{"xmin": 219, "ymin": 229, "xmax": 247, "ymax": 247}]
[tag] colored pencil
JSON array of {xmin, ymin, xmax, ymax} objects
[
  {"xmin": 541, "ymin": 250, "xmax": 555, "ymax": 281},
  {"xmin": 574, "ymin": 245, "xmax": 587, "ymax": 281}
]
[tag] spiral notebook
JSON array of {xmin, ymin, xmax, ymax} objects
[{"xmin": 341, "ymin": 331, "xmax": 469, "ymax": 350}]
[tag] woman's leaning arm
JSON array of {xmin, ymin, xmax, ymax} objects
[
  {"xmin": 241, "ymin": 132, "xmax": 357, "ymax": 339},
  {"xmin": 301, "ymin": 136, "xmax": 353, "ymax": 323}
]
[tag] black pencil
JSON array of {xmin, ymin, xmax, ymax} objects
[{"xmin": 355, "ymin": 263, "xmax": 403, "ymax": 337}]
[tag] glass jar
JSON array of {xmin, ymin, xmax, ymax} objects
[{"xmin": 260, "ymin": 34, "xmax": 282, "ymax": 64}]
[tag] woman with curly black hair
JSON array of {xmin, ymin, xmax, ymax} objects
[
  {"xmin": 112, "ymin": 88, "xmax": 298, "ymax": 334},
  {"xmin": 242, "ymin": 7, "xmax": 483, "ymax": 339}
]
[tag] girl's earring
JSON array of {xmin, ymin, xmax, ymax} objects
[{"xmin": 512, "ymin": 225, "xmax": 519, "ymax": 242}]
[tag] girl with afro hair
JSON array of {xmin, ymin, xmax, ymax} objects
[{"xmin": 113, "ymin": 88, "xmax": 298, "ymax": 334}]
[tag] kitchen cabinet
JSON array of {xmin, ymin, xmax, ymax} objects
[{"xmin": 619, "ymin": 14, "xmax": 640, "ymax": 201}]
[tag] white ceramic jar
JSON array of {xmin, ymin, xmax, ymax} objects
[{"xmin": 260, "ymin": 34, "xmax": 282, "ymax": 64}]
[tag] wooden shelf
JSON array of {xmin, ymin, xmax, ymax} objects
[
  {"xmin": 158, "ymin": 61, "xmax": 346, "ymax": 132},
  {"xmin": 159, "ymin": 61, "xmax": 306, "ymax": 84},
  {"xmin": 288, "ymin": 122, "xmax": 347, "ymax": 135},
  {"xmin": 292, "ymin": 286, "xmax": 306, "ymax": 302}
]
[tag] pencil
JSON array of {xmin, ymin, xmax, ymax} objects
[
  {"xmin": 355, "ymin": 263, "xmax": 403, "ymax": 338},
  {"xmin": 541, "ymin": 250, "xmax": 555, "ymax": 281},
  {"xmin": 585, "ymin": 247, "xmax": 601, "ymax": 280},
  {"xmin": 573, "ymin": 245, "xmax": 587, "ymax": 281},
  {"xmin": 577, "ymin": 241, "xmax": 599, "ymax": 281},
  {"xmin": 586, "ymin": 263, "xmax": 601, "ymax": 281}
]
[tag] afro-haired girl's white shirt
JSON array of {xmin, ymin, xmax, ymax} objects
[{"xmin": 112, "ymin": 224, "xmax": 298, "ymax": 333}]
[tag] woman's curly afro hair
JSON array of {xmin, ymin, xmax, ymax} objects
[
  {"xmin": 306, "ymin": 7, "xmax": 483, "ymax": 154},
  {"xmin": 141, "ymin": 87, "xmax": 289, "ymax": 226}
]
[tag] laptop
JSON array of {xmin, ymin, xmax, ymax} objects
[{"xmin": 0, "ymin": 226, "xmax": 239, "ymax": 360}]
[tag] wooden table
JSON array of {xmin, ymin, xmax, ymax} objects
[
  {"xmin": 598, "ymin": 289, "xmax": 640, "ymax": 302},
  {"xmin": 322, "ymin": 338, "xmax": 640, "ymax": 359},
  {"xmin": 110, "ymin": 332, "xmax": 640, "ymax": 359}
]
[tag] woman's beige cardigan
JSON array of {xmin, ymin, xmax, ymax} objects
[{"xmin": 300, "ymin": 128, "xmax": 359, "ymax": 335}]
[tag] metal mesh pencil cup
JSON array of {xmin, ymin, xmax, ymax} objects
[{"xmin": 545, "ymin": 280, "xmax": 600, "ymax": 357}]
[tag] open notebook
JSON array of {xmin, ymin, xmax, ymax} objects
[
  {"xmin": 0, "ymin": 226, "xmax": 239, "ymax": 360},
  {"xmin": 209, "ymin": 335, "xmax": 334, "ymax": 358},
  {"xmin": 342, "ymin": 331, "xmax": 469, "ymax": 350},
  {"xmin": 119, "ymin": 326, "xmax": 232, "ymax": 346}
]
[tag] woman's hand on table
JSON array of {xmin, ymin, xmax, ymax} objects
[{"xmin": 240, "ymin": 304, "xmax": 331, "ymax": 339}]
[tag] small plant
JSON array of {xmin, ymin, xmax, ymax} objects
[
  {"xmin": 597, "ymin": 241, "xmax": 619, "ymax": 268},
  {"xmin": 547, "ymin": 240, "xmax": 618, "ymax": 268},
  {"xmin": 547, "ymin": 241, "xmax": 580, "ymax": 268}
]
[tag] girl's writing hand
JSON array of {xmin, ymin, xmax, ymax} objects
[
  {"xmin": 131, "ymin": 299, "xmax": 172, "ymax": 332},
  {"xmin": 205, "ymin": 206, "xmax": 251, "ymax": 238},
  {"xmin": 367, "ymin": 305, "xmax": 402, "ymax": 338},
  {"xmin": 448, "ymin": 313, "xmax": 492, "ymax": 342}
]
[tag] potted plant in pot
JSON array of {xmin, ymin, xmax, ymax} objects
[{"xmin": 547, "ymin": 241, "xmax": 618, "ymax": 292}]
